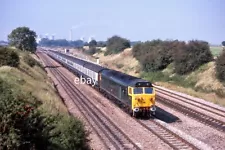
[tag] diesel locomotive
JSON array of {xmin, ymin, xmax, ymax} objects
[{"xmin": 46, "ymin": 50, "xmax": 156, "ymax": 117}]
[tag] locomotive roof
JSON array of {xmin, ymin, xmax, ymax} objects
[{"xmin": 101, "ymin": 69, "xmax": 152, "ymax": 87}]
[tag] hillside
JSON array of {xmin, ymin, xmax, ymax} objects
[
  {"xmin": 0, "ymin": 47, "xmax": 89, "ymax": 149},
  {"xmin": 88, "ymin": 47, "xmax": 225, "ymax": 106},
  {"xmin": 0, "ymin": 47, "xmax": 68, "ymax": 114}
]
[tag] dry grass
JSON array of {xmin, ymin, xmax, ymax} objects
[
  {"xmin": 93, "ymin": 48, "xmax": 141, "ymax": 76},
  {"xmin": 195, "ymin": 62, "xmax": 224, "ymax": 91},
  {"xmin": 0, "ymin": 52, "xmax": 68, "ymax": 114},
  {"xmin": 155, "ymin": 62, "xmax": 225, "ymax": 106}
]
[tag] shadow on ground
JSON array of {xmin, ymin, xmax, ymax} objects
[
  {"xmin": 44, "ymin": 66, "xmax": 61, "ymax": 69},
  {"xmin": 153, "ymin": 106, "xmax": 181, "ymax": 123}
]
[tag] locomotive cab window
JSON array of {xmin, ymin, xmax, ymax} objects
[
  {"xmin": 133, "ymin": 87, "xmax": 143, "ymax": 94},
  {"xmin": 144, "ymin": 87, "xmax": 153, "ymax": 94}
]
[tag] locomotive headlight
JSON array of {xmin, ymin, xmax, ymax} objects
[{"xmin": 150, "ymin": 105, "xmax": 156, "ymax": 112}]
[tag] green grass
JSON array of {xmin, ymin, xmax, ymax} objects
[
  {"xmin": 140, "ymin": 71, "xmax": 197, "ymax": 89},
  {"xmin": 210, "ymin": 46, "xmax": 223, "ymax": 57}
]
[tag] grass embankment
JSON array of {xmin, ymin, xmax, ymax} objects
[
  {"xmin": 88, "ymin": 47, "xmax": 225, "ymax": 106},
  {"xmin": 0, "ymin": 46, "xmax": 89, "ymax": 150}
]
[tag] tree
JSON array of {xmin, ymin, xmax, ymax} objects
[
  {"xmin": 8, "ymin": 27, "xmax": 37, "ymax": 52},
  {"xmin": 132, "ymin": 40, "xmax": 179, "ymax": 71},
  {"xmin": 222, "ymin": 41, "xmax": 225, "ymax": 47},
  {"xmin": 105, "ymin": 35, "xmax": 130, "ymax": 55},
  {"xmin": 216, "ymin": 49, "xmax": 225, "ymax": 81},
  {"xmin": 174, "ymin": 40, "xmax": 213, "ymax": 74},
  {"xmin": 97, "ymin": 41, "xmax": 106, "ymax": 47},
  {"xmin": 88, "ymin": 40, "xmax": 97, "ymax": 47}
]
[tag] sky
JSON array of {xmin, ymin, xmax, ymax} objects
[{"xmin": 0, "ymin": 0, "xmax": 224, "ymax": 44}]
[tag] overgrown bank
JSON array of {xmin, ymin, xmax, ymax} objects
[
  {"xmin": 0, "ymin": 46, "xmax": 89, "ymax": 150},
  {"xmin": 83, "ymin": 40, "xmax": 225, "ymax": 106}
]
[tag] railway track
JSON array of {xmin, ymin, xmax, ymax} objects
[
  {"xmin": 137, "ymin": 119, "xmax": 198, "ymax": 150},
  {"xmin": 40, "ymin": 53, "xmax": 141, "ymax": 150},
  {"xmin": 155, "ymin": 87, "xmax": 225, "ymax": 119},
  {"xmin": 39, "ymin": 51, "xmax": 203, "ymax": 150},
  {"xmin": 156, "ymin": 94, "xmax": 225, "ymax": 132}
]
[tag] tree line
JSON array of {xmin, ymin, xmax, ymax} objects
[
  {"xmin": 132, "ymin": 39, "xmax": 225, "ymax": 81},
  {"xmin": 6, "ymin": 26, "xmax": 225, "ymax": 82}
]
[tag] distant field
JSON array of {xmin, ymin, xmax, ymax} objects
[{"xmin": 210, "ymin": 46, "xmax": 223, "ymax": 57}]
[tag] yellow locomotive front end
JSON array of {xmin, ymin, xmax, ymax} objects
[{"xmin": 128, "ymin": 86, "xmax": 156, "ymax": 117}]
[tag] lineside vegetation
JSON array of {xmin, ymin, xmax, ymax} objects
[
  {"xmin": 0, "ymin": 46, "xmax": 90, "ymax": 150},
  {"xmin": 132, "ymin": 39, "xmax": 213, "ymax": 74},
  {"xmin": 216, "ymin": 49, "xmax": 225, "ymax": 82}
]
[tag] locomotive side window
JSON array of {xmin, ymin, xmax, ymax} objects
[
  {"xmin": 128, "ymin": 87, "xmax": 132, "ymax": 94},
  {"xmin": 122, "ymin": 88, "xmax": 126, "ymax": 94}
]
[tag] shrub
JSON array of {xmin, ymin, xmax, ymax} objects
[
  {"xmin": 216, "ymin": 50, "xmax": 225, "ymax": 81},
  {"xmin": 0, "ymin": 47, "xmax": 20, "ymax": 67},
  {"xmin": 132, "ymin": 40, "xmax": 180, "ymax": 71},
  {"xmin": 0, "ymin": 79, "xmax": 90, "ymax": 150},
  {"xmin": 84, "ymin": 47, "xmax": 101, "ymax": 55},
  {"xmin": 97, "ymin": 41, "xmax": 106, "ymax": 47},
  {"xmin": 24, "ymin": 54, "xmax": 36, "ymax": 67},
  {"xmin": 88, "ymin": 40, "xmax": 97, "ymax": 47},
  {"xmin": 105, "ymin": 35, "xmax": 130, "ymax": 55},
  {"xmin": 49, "ymin": 115, "xmax": 90, "ymax": 150},
  {"xmin": 174, "ymin": 40, "xmax": 213, "ymax": 74},
  {"xmin": 85, "ymin": 47, "xmax": 99, "ymax": 55},
  {"xmin": 0, "ymin": 79, "xmax": 46, "ymax": 150},
  {"xmin": 116, "ymin": 63, "xmax": 124, "ymax": 69}
]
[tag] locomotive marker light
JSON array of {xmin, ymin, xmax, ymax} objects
[{"xmin": 74, "ymin": 75, "xmax": 97, "ymax": 87}]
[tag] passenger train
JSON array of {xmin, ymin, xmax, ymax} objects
[{"xmin": 46, "ymin": 50, "xmax": 156, "ymax": 117}]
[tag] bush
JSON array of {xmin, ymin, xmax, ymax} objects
[
  {"xmin": 97, "ymin": 41, "xmax": 106, "ymax": 47},
  {"xmin": 85, "ymin": 47, "xmax": 100, "ymax": 55},
  {"xmin": 49, "ymin": 115, "xmax": 90, "ymax": 150},
  {"xmin": 174, "ymin": 40, "xmax": 213, "ymax": 74},
  {"xmin": 0, "ymin": 47, "xmax": 20, "ymax": 67},
  {"xmin": 0, "ymin": 79, "xmax": 45, "ymax": 150},
  {"xmin": 0, "ymin": 79, "xmax": 89, "ymax": 150},
  {"xmin": 132, "ymin": 40, "xmax": 180, "ymax": 71},
  {"xmin": 88, "ymin": 40, "xmax": 97, "ymax": 47},
  {"xmin": 24, "ymin": 54, "xmax": 37, "ymax": 67},
  {"xmin": 105, "ymin": 35, "xmax": 130, "ymax": 55},
  {"xmin": 216, "ymin": 50, "xmax": 225, "ymax": 81},
  {"xmin": 116, "ymin": 63, "xmax": 124, "ymax": 69},
  {"xmin": 133, "ymin": 39, "xmax": 213, "ymax": 74}
]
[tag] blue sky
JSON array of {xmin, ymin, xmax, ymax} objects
[{"xmin": 0, "ymin": 0, "xmax": 224, "ymax": 44}]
